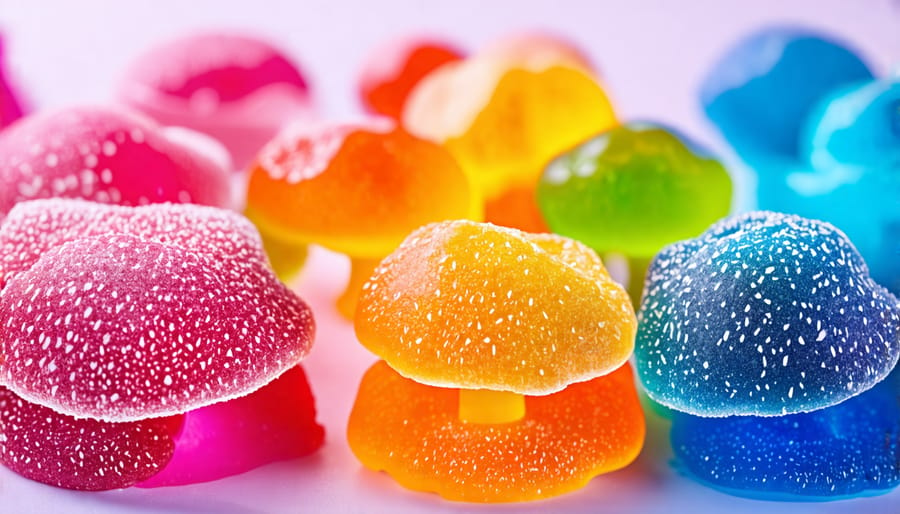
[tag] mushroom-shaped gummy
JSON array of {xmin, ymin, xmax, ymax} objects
[
  {"xmin": 349, "ymin": 220, "xmax": 644, "ymax": 502},
  {"xmin": 700, "ymin": 27, "xmax": 872, "ymax": 165},
  {"xmin": 245, "ymin": 121, "xmax": 480, "ymax": 318},
  {"xmin": 0, "ymin": 199, "xmax": 322, "ymax": 490},
  {"xmin": 0, "ymin": 106, "xmax": 232, "ymax": 216},
  {"xmin": 403, "ymin": 35, "xmax": 615, "ymax": 232},
  {"xmin": 118, "ymin": 33, "xmax": 313, "ymax": 170},
  {"xmin": 0, "ymin": 33, "xmax": 25, "ymax": 130},
  {"xmin": 537, "ymin": 122, "xmax": 732, "ymax": 306},
  {"xmin": 359, "ymin": 36, "xmax": 464, "ymax": 120},
  {"xmin": 635, "ymin": 211, "xmax": 900, "ymax": 417}
]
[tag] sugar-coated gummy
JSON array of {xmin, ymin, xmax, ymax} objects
[
  {"xmin": 0, "ymin": 107, "xmax": 232, "ymax": 216},
  {"xmin": 671, "ymin": 368, "xmax": 900, "ymax": 499},
  {"xmin": 635, "ymin": 211, "xmax": 900, "ymax": 416},
  {"xmin": 0, "ymin": 200, "xmax": 314, "ymax": 422},
  {"xmin": 348, "ymin": 361, "xmax": 645, "ymax": 503},
  {"xmin": 356, "ymin": 220, "xmax": 635, "ymax": 394}
]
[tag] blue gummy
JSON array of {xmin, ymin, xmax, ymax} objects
[
  {"xmin": 701, "ymin": 27, "xmax": 872, "ymax": 162},
  {"xmin": 670, "ymin": 368, "xmax": 900, "ymax": 500},
  {"xmin": 635, "ymin": 211, "xmax": 900, "ymax": 416}
]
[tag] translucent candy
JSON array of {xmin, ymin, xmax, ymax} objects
[
  {"xmin": 671, "ymin": 369, "xmax": 900, "ymax": 500},
  {"xmin": 137, "ymin": 365, "xmax": 323, "ymax": 488},
  {"xmin": 0, "ymin": 34, "xmax": 25, "ymax": 130},
  {"xmin": 403, "ymin": 38, "xmax": 615, "ymax": 232},
  {"xmin": 0, "ymin": 386, "xmax": 181, "ymax": 491},
  {"xmin": 119, "ymin": 33, "xmax": 313, "ymax": 170},
  {"xmin": 700, "ymin": 27, "xmax": 872, "ymax": 161},
  {"xmin": 635, "ymin": 211, "xmax": 900, "ymax": 417},
  {"xmin": 0, "ymin": 107, "xmax": 232, "ymax": 216},
  {"xmin": 348, "ymin": 360, "xmax": 645, "ymax": 503},
  {"xmin": 359, "ymin": 36, "xmax": 464, "ymax": 119},
  {"xmin": 0, "ymin": 200, "xmax": 315, "ymax": 421},
  {"xmin": 356, "ymin": 220, "xmax": 635, "ymax": 395}
]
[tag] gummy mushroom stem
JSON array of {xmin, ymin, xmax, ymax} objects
[
  {"xmin": 626, "ymin": 256, "xmax": 652, "ymax": 310},
  {"xmin": 458, "ymin": 389, "xmax": 526, "ymax": 424},
  {"xmin": 337, "ymin": 256, "xmax": 382, "ymax": 319}
]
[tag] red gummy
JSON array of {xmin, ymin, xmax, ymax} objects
[
  {"xmin": 0, "ymin": 386, "xmax": 181, "ymax": 491},
  {"xmin": 359, "ymin": 37, "xmax": 464, "ymax": 119},
  {"xmin": 137, "ymin": 365, "xmax": 324, "ymax": 487},
  {"xmin": 0, "ymin": 107, "xmax": 232, "ymax": 216},
  {"xmin": 0, "ymin": 200, "xmax": 314, "ymax": 422}
]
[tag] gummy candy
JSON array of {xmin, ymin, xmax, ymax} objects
[
  {"xmin": 537, "ymin": 122, "xmax": 732, "ymax": 304},
  {"xmin": 671, "ymin": 368, "xmax": 900, "ymax": 500},
  {"xmin": 350, "ymin": 220, "xmax": 643, "ymax": 502},
  {"xmin": 356, "ymin": 220, "xmax": 634, "ymax": 393},
  {"xmin": 0, "ymin": 199, "xmax": 320, "ymax": 489},
  {"xmin": 635, "ymin": 211, "xmax": 899, "ymax": 417},
  {"xmin": 359, "ymin": 36, "xmax": 464, "ymax": 119},
  {"xmin": 119, "ymin": 33, "xmax": 313, "ymax": 170},
  {"xmin": 348, "ymin": 360, "xmax": 645, "ymax": 503},
  {"xmin": 0, "ymin": 385, "xmax": 181, "ymax": 491},
  {"xmin": 246, "ymin": 121, "xmax": 480, "ymax": 317},
  {"xmin": 0, "ymin": 34, "xmax": 25, "ymax": 130},
  {"xmin": 403, "ymin": 36, "xmax": 616, "ymax": 232},
  {"xmin": 700, "ymin": 27, "xmax": 872, "ymax": 161},
  {"xmin": 0, "ymin": 107, "xmax": 232, "ymax": 217},
  {"xmin": 136, "ymin": 365, "xmax": 323, "ymax": 488}
]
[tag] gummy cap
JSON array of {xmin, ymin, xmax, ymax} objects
[
  {"xmin": 635, "ymin": 211, "xmax": 900, "ymax": 416},
  {"xmin": 0, "ymin": 199, "xmax": 315, "ymax": 422},
  {"xmin": 356, "ymin": 220, "xmax": 636, "ymax": 395}
]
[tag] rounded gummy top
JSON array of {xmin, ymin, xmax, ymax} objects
[
  {"xmin": 635, "ymin": 211, "xmax": 900, "ymax": 417},
  {"xmin": 246, "ymin": 121, "xmax": 480, "ymax": 258},
  {"xmin": 538, "ymin": 122, "xmax": 733, "ymax": 257},
  {"xmin": 355, "ymin": 220, "xmax": 636, "ymax": 395},
  {"xmin": 0, "ymin": 106, "xmax": 232, "ymax": 215},
  {"xmin": 0, "ymin": 199, "xmax": 315, "ymax": 422}
]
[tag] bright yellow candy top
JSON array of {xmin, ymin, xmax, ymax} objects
[{"xmin": 355, "ymin": 220, "xmax": 636, "ymax": 395}]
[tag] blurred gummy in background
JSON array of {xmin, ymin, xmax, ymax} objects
[
  {"xmin": 701, "ymin": 27, "xmax": 900, "ymax": 294},
  {"xmin": 0, "ymin": 32, "xmax": 26, "ymax": 130}
]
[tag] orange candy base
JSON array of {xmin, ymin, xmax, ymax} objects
[{"xmin": 347, "ymin": 361, "xmax": 645, "ymax": 503}]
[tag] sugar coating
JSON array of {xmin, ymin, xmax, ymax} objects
[
  {"xmin": 356, "ymin": 220, "xmax": 635, "ymax": 395},
  {"xmin": 671, "ymin": 369, "xmax": 900, "ymax": 499},
  {"xmin": 0, "ymin": 200, "xmax": 314, "ymax": 422},
  {"xmin": 0, "ymin": 107, "xmax": 232, "ymax": 216},
  {"xmin": 347, "ymin": 360, "xmax": 645, "ymax": 503},
  {"xmin": 0, "ymin": 385, "xmax": 179, "ymax": 491},
  {"xmin": 636, "ymin": 211, "xmax": 900, "ymax": 416}
]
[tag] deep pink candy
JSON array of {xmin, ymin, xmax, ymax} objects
[
  {"xmin": 0, "ymin": 34, "xmax": 25, "ymax": 130},
  {"xmin": 0, "ymin": 200, "xmax": 320, "ymax": 490},
  {"xmin": 118, "ymin": 33, "xmax": 314, "ymax": 170},
  {"xmin": 0, "ymin": 106, "xmax": 232, "ymax": 217}
]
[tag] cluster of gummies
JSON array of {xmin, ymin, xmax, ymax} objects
[
  {"xmin": 635, "ymin": 211, "xmax": 900, "ymax": 499},
  {"xmin": 0, "ymin": 21, "xmax": 897, "ymax": 506}
]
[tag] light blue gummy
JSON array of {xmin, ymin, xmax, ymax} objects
[
  {"xmin": 670, "ymin": 367, "xmax": 900, "ymax": 500},
  {"xmin": 701, "ymin": 28, "xmax": 900, "ymax": 295},
  {"xmin": 635, "ymin": 211, "xmax": 900, "ymax": 417}
]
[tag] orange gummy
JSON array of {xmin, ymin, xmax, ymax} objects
[
  {"xmin": 484, "ymin": 184, "xmax": 549, "ymax": 233},
  {"xmin": 355, "ymin": 220, "xmax": 636, "ymax": 395},
  {"xmin": 245, "ymin": 121, "xmax": 481, "ymax": 259},
  {"xmin": 347, "ymin": 360, "xmax": 646, "ymax": 503}
]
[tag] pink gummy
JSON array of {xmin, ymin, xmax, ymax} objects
[
  {"xmin": 137, "ymin": 365, "xmax": 324, "ymax": 488},
  {"xmin": 0, "ymin": 386, "xmax": 181, "ymax": 491},
  {"xmin": 119, "ymin": 33, "xmax": 314, "ymax": 170},
  {"xmin": 0, "ymin": 106, "xmax": 232, "ymax": 216},
  {"xmin": 0, "ymin": 34, "xmax": 25, "ymax": 129},
  {"xmin": 0, "ymin": 200, "xmax": 314, "ymax": 422}
]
